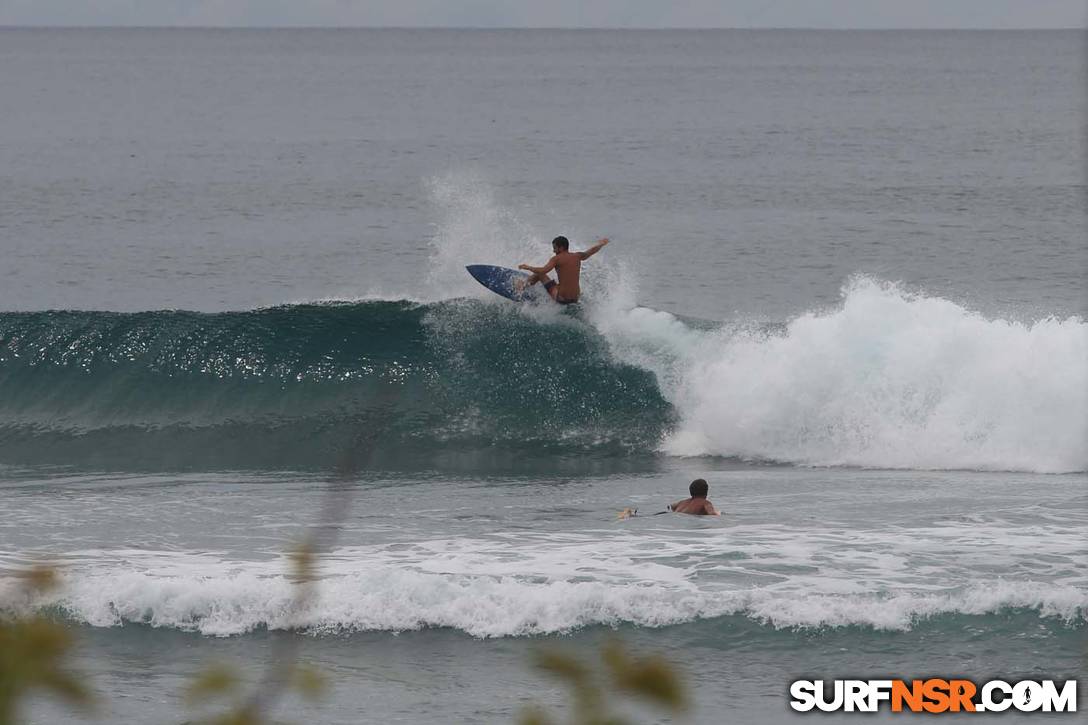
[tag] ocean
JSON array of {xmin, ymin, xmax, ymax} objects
[{"xmin": 0, "ymin": 28, "xmax": 1085, "ymax": 724}]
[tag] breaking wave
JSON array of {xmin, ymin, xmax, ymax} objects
[{"xmin": 0, "ymin": 277, "xmax": 1083, "ymax": 472}]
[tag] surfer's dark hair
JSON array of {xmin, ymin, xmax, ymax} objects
[
  {"xmin": 689, "ymin": 478, "xmax": 708, "ymax": 497},
  {"xmin": 552, "ymin": 236, "xmax": 569, "ymax": 250}
]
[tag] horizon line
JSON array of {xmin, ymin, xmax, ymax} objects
[{"xmin": 1, "ymin": 24, "xmax": 1085, "ymax": 31}]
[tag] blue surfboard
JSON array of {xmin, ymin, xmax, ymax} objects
[{"xmin": 466, "ymin": 265, "xmax": 550, "ymax": 303}]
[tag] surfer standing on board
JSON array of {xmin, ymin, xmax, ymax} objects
[{"xmin": 517, "ymin": 236, "xmax": 609, "ymax": 304}]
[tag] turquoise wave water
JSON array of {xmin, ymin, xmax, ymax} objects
[{"xmin": 0, "ymin": 301, "xmax": 674, "ymax": 469}]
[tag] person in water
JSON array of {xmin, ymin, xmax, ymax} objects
[
  {"xmin": 668, "ymin": 478, "xmax": 720, "ymax": 516},
  {"xmin": 517, "ymin": 235, "xmax": 610, "ymax": 304},
  {"xmin": 617, "ymin": 478, "xmax": 720, "ymax": 519}
]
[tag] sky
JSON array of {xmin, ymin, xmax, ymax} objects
[{"xmin": 0, "ymin": 0, "xmax": 1085, "ymax": 29}]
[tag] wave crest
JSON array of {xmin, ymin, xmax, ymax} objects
[
  {"xmin": 1, "ymin": 276, "xmax": 1084, "ymax": 473},
  {"xmin": 0, "ymin": 300, "xmax": 672, "ymax": 469},
  {"xmin": 649, "ymin": 278, "xmax": 1087, "ymax": 473},
  {"xmin": 25, "ymin": 566, "xmax": 1087, "ymax": 638}
]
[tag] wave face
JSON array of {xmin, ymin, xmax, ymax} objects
[
  {"xmin": 0, "ymin": 301, "xmax": 672, "ymax": 469},
  {"xmin": 0, "ymin": 277, "xmax": 1084, "ymax": 473}
]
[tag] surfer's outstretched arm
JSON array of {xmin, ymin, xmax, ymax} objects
[
  {"xmin": 518, "ymin": 255, "xmax": 558, "ymax": 285},
  {"xmin": 578, "ymin": 237, "xmax": 610, "ymax": 261}
]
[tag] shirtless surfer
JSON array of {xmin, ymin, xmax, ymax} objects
[
  {"xmin": 617, "ymin": 478, "xmax": 720, "ymax": 519},
  {"xmin": 517, "ymin": 236, "xmax": 609, "ymax": 304},
  {"xmin": 668, "ymin": 479, "xmax": 720, "ymax": 516}
]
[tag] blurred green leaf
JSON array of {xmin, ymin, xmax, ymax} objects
[
  {"xmin": 16, "ymin": 565, "xmax": 60, "ymax": 593},
  {"xmin": 0, "ymin": 567, "xmax": 95, "ymax": 725},
  {"xmin": 185, "ymin": 663, "xmax": 243, "ymax": 704},
  {"xmin": 534, "ymin": 651, "xmax": 592, "ymax": 685},
  {"xmin": 289, "ymin": 543, "xmax": 317, "ymax": 584},
  {"xmin": 518, "ymin": 705, "xmax": 554, "ymax": 725},
  {"xmin": 602, "ymin": 640, "xmax": 687, "ymax": 711},
  {"xmin": 290, "ymin": 663, "xmax": 327, "ymax": 701},
  {"xmin": 524, "ymin": 641, "xmax": 686, "ymax": 725}
]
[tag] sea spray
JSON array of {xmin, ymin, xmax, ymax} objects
[
  {"xmin": 636, "ymin": 278, "xmax": 1086, "ymax": 473},
  {"xmin": 425, "ymin": 171, "xmax": 539, "ymax": 299},
  {"xmin": 0, "ymin": 277, "xmax": 1083, "ymax": 473}
]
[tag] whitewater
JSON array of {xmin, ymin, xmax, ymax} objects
[
  {"xmin": 598, "ymin": 277, "xmax": 1088, "ymax": 473},
  {"xmin": 8, "ymin": 513, "xmax": 1083, "ymax": 638},
  {"xmin": 2, "ymin": 278, "xmax": 1082, "ymax": 474},
  {"xmin": 4, "ymin": 274, "xmax": 1085, "ymax": 644},
  {"xmin": 2, "ymin": 27, "xmax": 1085, "ymax": 725}
]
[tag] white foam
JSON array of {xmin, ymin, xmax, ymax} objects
[
  {"xmin": 39, "ymin": 567, "xmax": 1085, "ymax": 638},
  {"xmin": 9, "ymin": 519, "xmax": 1085, "ymax": 637},
  {"xmin": 589, "ymin": 277, "xmax": 1087, "ymax": 474},
  {"xmin": 418, "ymin": 174, "xmax": 1086, "ymax": 473}
]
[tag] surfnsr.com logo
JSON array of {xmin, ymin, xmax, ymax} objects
[{"xmin": 789, "ymin": 679, "xmax": 1078, "ymax": 713}]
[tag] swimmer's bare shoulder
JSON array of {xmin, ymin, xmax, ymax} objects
[
  {"xmin": 669, "ymin": 479, "xmax": 721, "ymax": 516},
  {"xmin": 669, "ymin": 498, "xmax": 720, "ymax": 516}
]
